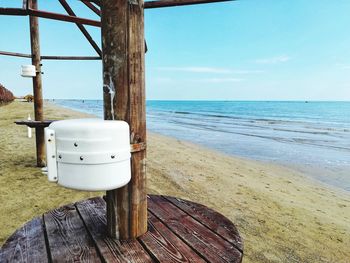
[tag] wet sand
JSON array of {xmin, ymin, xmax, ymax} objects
[{"xmin": 0, "ymin": 101, "xmax": 349, "ymax": 262}]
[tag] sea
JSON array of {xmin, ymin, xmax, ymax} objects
[{"xmin": 52, "ymin": 100, "xmax": 350, "ymax": 192}]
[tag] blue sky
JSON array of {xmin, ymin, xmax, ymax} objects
[{"xmin": 0, "ymin": 0, "xmax": 350, "ymax": 100}]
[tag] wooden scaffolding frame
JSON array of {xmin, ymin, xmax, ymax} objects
[{"xmin": 0, "ymin": 0, "xmax": 234, "ymax": 239}]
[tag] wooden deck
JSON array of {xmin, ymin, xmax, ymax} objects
[{"xmin": 0, "ymin": 195, "xmax": 243, "ymax": 262}]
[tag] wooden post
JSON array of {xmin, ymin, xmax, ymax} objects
[
  {"xmin": 29, "ymin": 0, "xmax": 45, "ymax": 167},
  {"xmin": 101, "ymin": 0, "xmax": 147, "ymax": 239}
]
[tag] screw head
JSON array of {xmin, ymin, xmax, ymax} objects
[
  {"xmin": 80, "ymin": 156, "xmax": 84, "ymax": 161},
  {"xmin": 111, "ymin": 155, "xmax": 115, "ymax": 159},
  {"xmin": 52, "ymin": 155, "xmax": 55, "ymax": 158},
  {"xmin": 58, "ymin": 155, "xmax": 62, "ymax": 159},
  {"xmin": 48, "ymin": 139, "xmax": 51, "ymax": 142},
  {"xmin": 74, "ymin": 142, "xmax": 78, "ymax": 147}
]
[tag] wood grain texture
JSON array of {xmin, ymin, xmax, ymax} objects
[
  {"xmin": 0, "ymin": 217, "xmax": 48, "ymax": 263},
  {"xmin": 1, "ymin": 196, "xmax": 243, "ymax": 262},
  {"xmin": 164, "ymin": 196, "xmax": 243, "ymax": 251},
  {"xmin": 44, "ymin": 204, "xmax": 101, "ymax": 262},
  {"xmin": 29, "ymin": 0, "xmax": 45, "ymax": 167},
  {"xmin": 148, "ymin": 195, "xmax": 243, "ymax": 262},
  {"xmin": 102, "ymin": 0, "xmax": 147, "ymax": 239},
  {"xmin": 139, "ymin": 212, "xmax": 206, "ymax": 262},
  {"xmin": 76, "ymin": 197, "xmax": 153, "ymax": 262}
]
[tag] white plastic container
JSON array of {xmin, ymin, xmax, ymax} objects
[
  {"xmin": 21, "ymin": 65, "xmax": 36, "ymax": 77},
  {"xmin": 44, "ymin": 119, "xmax": 131, "ymax": 191}
]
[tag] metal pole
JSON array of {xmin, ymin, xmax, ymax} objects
[
  {"xmin": 101, "ymin": 0, "xmax": 147, "ymax": 239},
  {"xmin": 29, "ymin": 0, "xmax": 45, "ymax": 167}
]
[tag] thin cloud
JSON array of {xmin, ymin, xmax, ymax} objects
[
  {"xmin": 255, "ymin": 55, "xmax": 291, "ymax": 64},
  {"xmin": 199, "ymin": 78, "xmax": 244, "ymax": 83},
  {"xmin": 157, "ymin": 67, "xmax": 231, "ymax": 74},
  {"xmin": 156, "ymin": 67, "xmax": 262, "ymax": 74},
  {"xmin": 336, "ymin": 63, "xmax": 350, "ymax": 70}
]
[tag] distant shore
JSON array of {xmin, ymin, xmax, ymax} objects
[{"xmin": 0, "ymin": 101, "xmax": 349, "ymax": 262}]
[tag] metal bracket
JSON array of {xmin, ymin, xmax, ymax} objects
[{"xmin": 130, "ymin": 142, "xmax": 146, "ymax": 153}]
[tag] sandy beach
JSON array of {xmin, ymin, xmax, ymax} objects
[{"xmin": 0, "ymin": 101, "xmax": 349, "ymax": 263}]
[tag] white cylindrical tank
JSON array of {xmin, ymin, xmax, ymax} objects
[{"xmin": 44, "ymin": 119, "xmax": 131, "ymax": 191}]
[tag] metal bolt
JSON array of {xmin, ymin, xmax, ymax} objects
[
  {"xmin": 48, "ymin": 139, "xmax": 51, "ymax": 142},
  {"xmin": 74, "ymin": 142, "xmax": 78, "ymax": 147},
  {"xmin": 52, "ymin": 155, "xmax": 55, "ymax": 158},
  {"xmin": 80, "ymin": 156, "xmax": 84, "ymax": 161},
  {"xmin": 111, "ymin": 155, "xmax": 115, "ymax": 159},
  {"xmin": 58, "ymin": 155, "xmax": 62, "ymax": 159},
  {"xmin": 53, "ymin": 177, "xmax": 57, "ymax": 180},
  {"xmin": 50, "ymin": 133, "xmax": 54, "ymax": 136}
]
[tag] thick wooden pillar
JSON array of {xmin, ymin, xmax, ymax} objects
[
  {"xmin": 29, "ymin": 0, "xmax": 45, "ymax": 167},
  {"xmin": 101, "ymin": 0, "xmax": 147, "ymax": 239}
]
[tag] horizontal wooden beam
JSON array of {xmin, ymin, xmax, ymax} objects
[
  {"xmin": 0, "ymin": 7, "xmax": 100, "ymax": 27},
  {"xmin": 0, "ymin": 51, "xmax": 101, "ymax": 60},
  {"xmin": 144, "ymin": 0, "xmax": 233, "ymax": 8},
  {"xmin": 0, "ymin": 50, "xmax": 31, "ymax": 58},
  {"xmin": 41, "ymin": 56, "xmax": 101, "ymax": 60},
  {"xmin": 0, "ymin": 7, "xmax": 27, "ymax": 16},
  {"xmin": 29, "ymin": 8, "xmax": 100, "ymax": 27}
]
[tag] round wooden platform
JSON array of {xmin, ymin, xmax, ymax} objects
[{"xmin": 0, "ymin": 195, "xmax": 243, "ymax": 262}]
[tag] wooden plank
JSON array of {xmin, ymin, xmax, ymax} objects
[
  {"xmin": 15, "ymin": 120, "xmax": 55, "ymax": 128},
  {"xmin": 139, "ymin": 212, "xmax": 206, "ymax": 262},
  {"xmin": 0, "ymin": 8, "xmax": 27, "ymax": 16},
  {"xmin": 43, "ymin": 204, "xmax": 102, "ymax": 262},
  {"xmin": 0, "ymin": 217, "xmax": 48, "ymax": 263},
  {"xmin": 0, "ymin": 8, "xmax": 100, "ymax": 27},
  {"xmin": 128, "ymin": 0, "xmax": 148, "ymax": 239},
  {"xmin": 144, "ymin": 0, "xmax": 234, "ymax": 9},
  {"xmin": 164, "ymin": 196, "xmax": 243, "ymax": 251},
  {"xmin": 0, "ymin": 51, "xmax": 32, "ymax": 58},
  {"xmin": 0, "ymin": 51, "xmax": 100, "ymax": 60},
  {"xmin": 41, "ymin": 55, "xmax": 101, "ymax": 60},
  {"xmin": 148, "ymin": 195, "xmax": 242, "ymax": 263},
  {"xmin": 28, "ymin": 9, "xmax": 100, "ymax": 27},
  {"xmin": 102, "ymin": 0, "xmax": 147, "ymax": 239},
  {"xmin": 76, "ymin": 197, "xmax": 154, "ymax": 262}
]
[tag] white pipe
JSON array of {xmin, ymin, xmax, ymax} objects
[{"xmin": 27, "ymin": 114, "xmax": 32, "ymax": 138}]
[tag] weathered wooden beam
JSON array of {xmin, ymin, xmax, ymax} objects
[
  {"xmin": 81, "ymin": 0, "xmax": 101, "ymax": 16},
  {"xmin": 59, "ymin": 0, "xmax": 102, "ymax": 57},
  {"xmin": 29, "ymin": 0, "xmax": 45, "ymax": 167},
  {"xmin": 0, "ymin": 51, "xmax": 100, "ymax": 60},
  {"xmin": 0, "ymin": 8, "xmax": 27, "ymax": 16},
  {"xmin": 102, "ymin": 0, "xmax": 147, "ymax": 239},
  {"xmin": 0, "ymin": 51, "xmax": 32, "ymax": 58},
  {"xmin": 28, "ymin": 8, "xmax": 101, "ymax": 27},
  {"xmin": 144, "ymin": 0, "xmax": 233, "ymax": 8},
  {"xmin": 0, "ymin": 7, "xmax": 100, "ymax": 27},
  {"xmin": 41, "ymin": 55, "xmax": 101, "ymax": 60}
]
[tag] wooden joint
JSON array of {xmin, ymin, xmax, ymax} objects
[{"xmin": 130, "ymin": 142, "xmax": 146, "ymax": 153}]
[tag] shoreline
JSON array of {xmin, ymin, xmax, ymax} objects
[
  {"xmin": 1, "ymin": 101, "xmax": 349, "ymax": 262},
  {"xmin": 48, "ymin": 100, "xmax": 350, "ymax": 192}
]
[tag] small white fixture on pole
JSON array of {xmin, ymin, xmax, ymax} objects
[
  {"xmin": 27, "ymin": 114, "xmax": 32, "ymax": 138},
  {"xmin": 21, "ymin": 65, "xmax": 37, "ymax": 78}
]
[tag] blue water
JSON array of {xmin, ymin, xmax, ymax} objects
[{"xmin": 52, "ymin": 100, "xmax": 350, "ymax": 191}]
